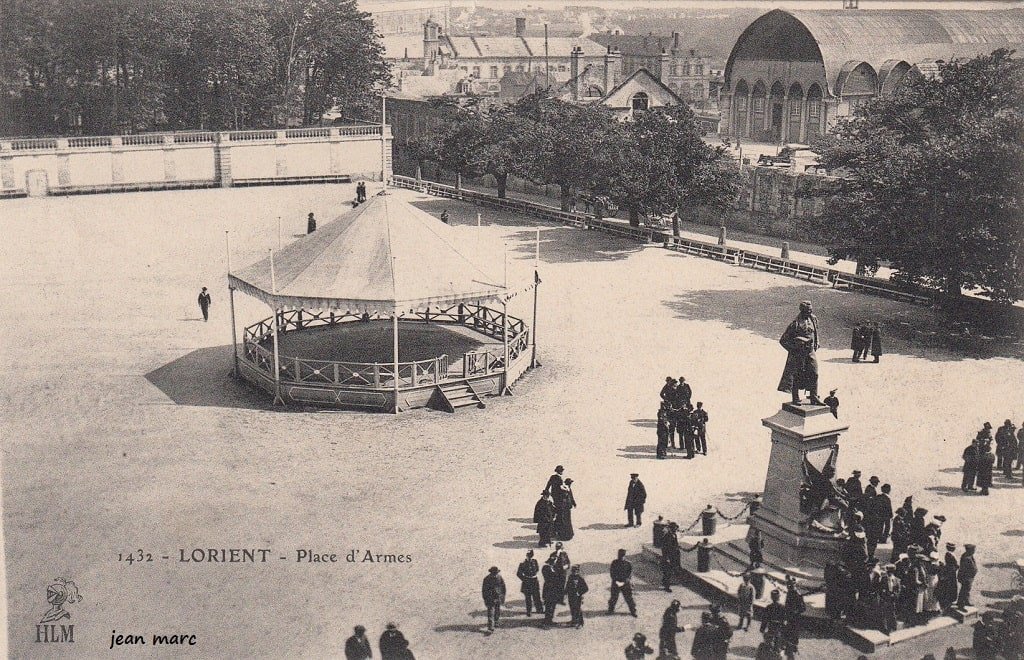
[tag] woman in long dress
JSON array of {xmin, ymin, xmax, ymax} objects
[{"xmin": 556, "ymin": 480, "xmax": 576, "ymax": 541}]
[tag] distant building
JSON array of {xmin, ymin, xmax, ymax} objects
[
  {"xmin": 721, "ymin": 8, "xmax": 1024, "ymax": 144},
  {"xmin": 589, "ymin": 32, "xmax": 720, "ymax": 105}
]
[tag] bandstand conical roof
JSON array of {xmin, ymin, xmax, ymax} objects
[{"xmin": 228, "ymin": 192, "xmax": 508, "ymax": 315}]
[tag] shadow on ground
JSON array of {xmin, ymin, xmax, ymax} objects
[
  {"xmin": 663, "ymin": 284, "xmax": 1024, "ymax": 361},
  {"xmin": 144, "ymin": 345, "xmax": 280, "ymax": 410}
]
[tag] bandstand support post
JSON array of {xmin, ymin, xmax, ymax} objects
[
  {"xmin": 226, "ymin": 231, "xmax": 239, "ymax": 378},
  {"xmin": 502, "ymin": 300, "xmax": 510, "ymax": 395},
  {"xmin": 531, "ymin": 227, "xmax": 540, "ymax": 369},
  {"xmin": 392, "ymin": 312, "xmax": 400, "ymax": 414},
  {"xmin": 269, "ymin": 249, "xmax": 284, "ymax": 406}
]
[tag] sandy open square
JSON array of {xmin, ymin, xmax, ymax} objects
[{"xmin": 1, "ymin": 184, "xmax": 1022, "ymax": 658}]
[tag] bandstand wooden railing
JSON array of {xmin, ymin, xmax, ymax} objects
[{"xmin": 240, "ymin": 303, "xmax": 529, "ymax": 390}]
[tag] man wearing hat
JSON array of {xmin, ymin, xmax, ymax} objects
[
  {"xmin": 378, "ymin": 623, "xmax": 411, "ymax": 660},
  {"xmin": 659, "ymin": 600, "xmax": 687, "ymax": 657},
  {"xmin": 517, "ymin": 549, "xmax": 541, "ymax": 617},
  {"xmin": 541, "ymin": 554, "xmax": 563, "ymax": 626},
  {"xmin": 660, "ymin": 523, "xmax": 681, "ymax": 592},
  {"xmin": 777, "ymin": 301, "xmax": 822, "ymax": 406},
  {"xmin": 867, "ymin": 484, "xmax": 893, "ymax": 557},
  {"xmin": 691, "ymin": 611, "xmax": 718, "ymax": 659},
  {"xmin": 936, "ymin": 542, "xmax": 959, "ymax": 612},
  {"xmin": 760, "ymin": 589, "xmax": 786, "ymax": 639},
  {"xmin": 864, "ymin": 475, "xmax": 880, "ymax": 499},
  {"xmin": 660, "ymin": 377, "xmax": 677, "ymax": 404},
  {"xmin": 624, "ymin": 473, "xmax": 647, "ymax": 528},
  {"xmin": 608, "ymin": 548, "xmax": 638, "ymax": 617},
  {"xmin": 306, "ymin": 212, "xmax": 317, "ymax": 233},
  {"xmin": 481, "ymin": 566, "xmax": 506, "ymax": 632},
  {"xmin": 565, "ymin": 565, "xmax": 589, "ymax": 628},
  {"xmin": 824, "ymin": 389, "xmax": 839, "ymax": 418},
  {"xmin": 879, "ymin": 564, "xmax": 901, "ymax": 634},
  {"xmin": 692, "ymin": 402, "xmax": 709, "ymax": 455},
  {"xmin": 956, "ymin": 544, "xmax": 977, "ymax": 609},
  {"xmin": 962, "ymin": 438, "xmax": 980, "ymax": 491},
  {"xmin": 846, "ymin": 470, "xmax": 864, "ymax": 501},
  {"xmin": 197, "ymin": 286, "xmax": 212, "ymax": 321},
  {"xmin": 625, "ymin": 632, "xmax": 654, "ymax": 659},
  {"xmin": 344, "ymin": 625, "xmax": 372, "ymax": 660},
  {"xmin": 544, "ymin": 466, "xmax": 565, "ymax": 503},
  {"xmin": 977, "ymin": 442, "xmax": 996, "ymax": 496},
  {"xmin": 709, "ymin": 603, "xmax": 733, "ymax": 656}
]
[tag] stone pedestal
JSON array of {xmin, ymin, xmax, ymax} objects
[{"xmin": 748, "ymin": 402, "xmax": 849, "ymax": 570}]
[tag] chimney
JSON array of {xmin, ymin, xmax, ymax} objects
[
  {"xmin": 570, "ymin": 46, "xmax": 582, "ymax": 101},
  {"xmin": 515, "ymin": 17, "xmax": 526, "ymax": 37},
  {"xmin": 659, "ymin": 48, "xmax": 671, "ymax": 82},
  {"xmin": 673, "ymin": 32, "xmax": 681, "ymax": 50},
  {"xmin": 604, "ymin": 46, "xmax": 622, "ymax": 95}
]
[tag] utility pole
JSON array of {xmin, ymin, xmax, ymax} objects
[{"xmin": 544, "ymin": 24, "xmax": 550, "ymax": 89}]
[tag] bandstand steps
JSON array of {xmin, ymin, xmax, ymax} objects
[{"xmin": 431, "ymin": 382, "xmax": 485, "ymax": 412}]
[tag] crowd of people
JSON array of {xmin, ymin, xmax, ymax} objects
[
  {"xmin": 533, "ymin": 465, "xmax": 578, "ymax": 545},
  {"xmin": 657, "ymin": 377, "xmax": 710, "ymax": 459},
  {"xmin": 962, "ymin": 420, "xmax": 1024, "ymax": 494},
  {"xmin": 972, "ymin": 596, "xmax": 1024, "ymax": 660}
]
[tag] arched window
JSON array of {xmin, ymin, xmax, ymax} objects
[
  {"xmin": 584, "ymin": 85, "xmax": 604, "ymax": 98},
  {"xmin": 631, "ymin": 92, "xmax": 650, "ymax": 111}
]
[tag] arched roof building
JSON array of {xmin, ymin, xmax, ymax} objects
[{"xmin": 721, "ymin": 8, "xmax": 1024, "ymax": 144}]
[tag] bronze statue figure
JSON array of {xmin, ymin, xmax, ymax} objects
[{"xmin": 777, "ymin": 301, "xmax": 822, "ymax": 405}]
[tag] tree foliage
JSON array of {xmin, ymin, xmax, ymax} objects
[
  {"xmin": 807, "ymin": 49, "xmax": 1024, "ymax": 302},
  {"xmin": 1, "ymin": 0, "xmax": 390, "ymax": 135},
  {"xmin": 415, "ymin": 92, "xmax": 736, "ymax": 221}
]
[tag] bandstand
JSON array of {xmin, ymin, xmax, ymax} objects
[{"xmin": 226, "ymin": 192, "xmax": 538, "ymax": 413}]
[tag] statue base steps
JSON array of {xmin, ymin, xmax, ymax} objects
[{"xmin": 641, "ymin": 523, "xmax": 977, "ymax": 654}]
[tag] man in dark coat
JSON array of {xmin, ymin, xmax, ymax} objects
[
  {"xmin": 553, "ymin": 543, "xmax": 571, "ymax": 604},
  {"xmin": 657, "ymin": 403, "xmax": 671, "ymax": 459},
  {"xmin": 995, "ymin": 420, "xmax": 1016, "ymax": 476},
  {"xmin": 777, "ymin": 301, "xmax": 822, "ymax": 405},
  {"xmin": 936, "ymin": 543, "xmax": 959, "ymax": 612},
  {"xmin": 659, "ymin": 600, "xmax": 687, "ymax": 657},
  {"xmin": 962, "ymin": 439, "xmax": 980, "ymax": 491},
  {"xmin": 482, "ymin": 567, "xmax": 506, "ymax": 632},
  {"xmin": 880, "ymin": 564, "xmax": 901, "ymax": 634},
  {"xmin": 660, "ymin": 377, "xmax": 677, "ymax": 403},
  {"xmin": 709, "ymin": 604, "xmax": 733, "ymax": 658},
  {"xmin": 544, "ymin": 466, "xmax": 565, "ymax": 502},
  {"xmin": 625, "ymin": 473, "xmax": 647, "ymax": 527},
  {"xmin": 956, "ymin": 544, "xmax": 977, "ymax": 609},
  {"xmin": 782, "ymin": 578, "xmax": 806, "ymax": 659},
  {"xmin": 516, "ymin": 549, "xmax": 541, "ymax": 617},
  {"xmin": 565, "ymin": 565, "xmax": 589, "ymax": 628},
  {"xmin": 851, "ymin": 323, "xmax": 864, "ymax": 362},
  {"xmin": 533, "ymin": 492, "xmax": 555, "ymax": 547},
  {"xmin": 760, "ymin": 590, "xmax": 786, "ymax": 639},
  {"xmin": 746, "ymin": 526, "xmax": 765, "ymax": 567},
  {"xmin": 197, "ymin": 287, "xmax": 212, "ymax": 321},
  {"xmin": 307, "ymin": 212, "xmax": 317, "ymax": 233},
  {"xmin": 868, "ymin": 322, "xmax": 882, "ymax": 363},
  {"xmin": 609, "ymin": 548, "xmax": 638, "ymax": 616},
  {"xmin": 674, "ymin": 376, "xmax": 692, "ymax": 409},
  {"xmin": 867, "ymin": 484, "xmax": 893, "ymax": 557},
  {"xmin": 661, "ymin": 523, "xmax": 681, "ymax": 592},
  {"xmin": 846, "ymin": 470, "xmax": 864, "ymax": 502},
  {"xmin": 344, "ymin": 625, "xmax": 372, "ymax": 660},
  {"xmin": 378, "ymin": 623, "xmax": 410, "ymax": 660},
  {"xmin": 692, "ymin": 402, "xmax": 710, "ymax": 455},
  {"xmin": 541, "ymin": 555, "xmax": 563, "ymax": 626},
  {"xmin": 625, "ymin": 632, "xmax": 655, "ymax": 659},
  {"xmin": 864, "ymin": 475, "xmax": 879, "ymax": 499},
  {"xmin": 691, "ymin": 612, "xmax": 718, "ymax": 660},
  {"xmin": 977, "ymin": 444, "xmax": 995, "ymax": 496}
]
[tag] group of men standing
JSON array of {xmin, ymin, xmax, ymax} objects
[
  {"xmin": 962, "ymin": 420, "xmax": 1024, "ymax": 494},
  {"xmin": 850, "ymin": 322, "xmax": 883, "ymax": 363},
  {"xmin": 343, "ymin": 623, "xmax": 414, "ymax": 660},
  {"xmin": 657, "ymin": 377, "xmax": 709, "ymax": 459},
  {"xmin": 534, "ymin": 465, "xmax": 577, "ymax": 545}
]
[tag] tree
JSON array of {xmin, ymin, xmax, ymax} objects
[{"xmin": 807, "ymin": 49, "xmax": 1024, "ymax": 302}]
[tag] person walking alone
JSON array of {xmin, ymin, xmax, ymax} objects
[
  {"xmin": 197, "ymin": 287, "xmax": 212, "ymax": 321},
  {"xmin": 481, "ymin": 566, "xmax": 506, "ymax": 632},
  {"xmin": 625, "ymin": 473, "xmax": 647, "ymax": 527},
  {"xmin": 307, "ymin": 212, "xmax": 317, "ymax": 233},
  {"xmin": 608, "ymin": 549, "xmax": 638, "ymax": 617}
]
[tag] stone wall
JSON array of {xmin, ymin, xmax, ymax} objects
[{"xmin": 0, "ymin": 126, "xmax": 392, "ymax": 197}]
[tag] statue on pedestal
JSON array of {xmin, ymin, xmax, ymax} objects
[{"xmin": 777, "ymin": 301, "xmax": 823, "ymax": 405}]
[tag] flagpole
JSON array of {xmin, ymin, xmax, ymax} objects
[
  {"xmin": 381, "ymin": 93, "xmax": 388, "ymax": 193},
  {"xmin": 227, "ymin": 231, "xmax": 239, "ymax": 378},
  {"xmin": 269, "ymin": 248, "xmax": 284, "ymax": 405}
]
